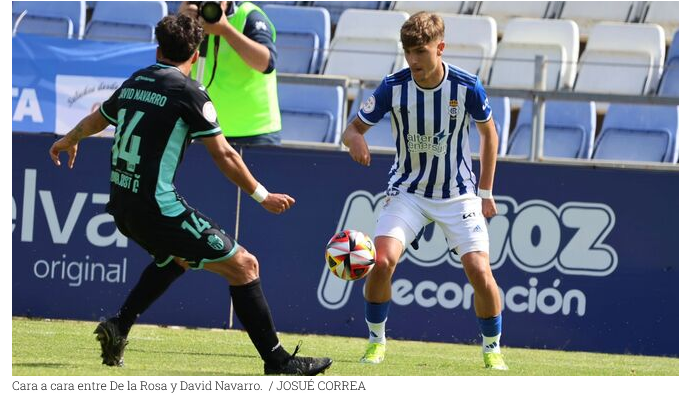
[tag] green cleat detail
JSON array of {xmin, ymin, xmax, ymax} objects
[
  {"xmin": 360, "ymin": 343, "xmax": 386, "ymax": 364},
  {"xmin": 483, "ymin": 352, "xmax": 508, "ymax": 370}
]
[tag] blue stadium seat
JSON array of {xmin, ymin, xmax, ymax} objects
[
  {"xmin": 348, "ymin": 86, "xmax": 394, "ymax": 148},
  {"xmin": 12, "ymin": 1, "xmax": 86, "ymax": 39},
  {"xmin": 85, "ymin": 1, "xmax": 167, "ymax": 42},
  {"xmin": 250, "ymin": 1, "xmax": 305, "ymax": 7},
  {"xmin": 311, "ymin": 1, "xmax": 390, "ymax": 26},
  {"xmin": 278, "ymin": 82, "xmax": 345, "ymax": 144},
  {"xmin": 262, "ymin": 5, "xmax": 330, "ymax": 74},
  {"xmin": 468, "ymin": 96, "xmax": 509, "ymax": 155},
  {"xmin": 362, "ymin": 113, "xmax": 394, "ymax": 148},
  {"xmin": 166, "ymin": 1, "xmax": 182, "ymax": 15},
  {"xmin": 593, "ymin": 104, "xmax": 679, "ymax": 163},
  {"xmin": 658, "ymin": 31, "xmax": 679, "ymax": 96},
  {"xmin": 508, "ymin": 100, "xmax": 596, "ymax": 159}
]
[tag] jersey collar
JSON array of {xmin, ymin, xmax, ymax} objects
[
  {"xmin": 155, "ymin": 62, "xmax": 182, "ymax": 73},
  {"xmin": 413, "ymin": 61, "xmax": 449, "ymax": 93}
]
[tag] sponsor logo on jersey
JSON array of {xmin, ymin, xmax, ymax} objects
[{"xmin": 255, "ymin": 20, "xmax": 268, "ymax": 31}]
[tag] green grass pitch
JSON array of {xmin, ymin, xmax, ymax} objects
[{"xmin": 12, "ymin": 317, "xmax": 679, "ymax": 376}]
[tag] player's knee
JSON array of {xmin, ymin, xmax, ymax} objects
[
  {"xmin": 239, "ymin": 251, "xmax": 259, "ymax": 278},
  {"xmin": 470, "ymin": 265, "xmax": 493, "ymax": 285},
  {"xmin": 373, "ymin": 254, "xmax": 397, "ymax": 276},
  {"xmin": 462, "ymin": 253, "xmax": 494, "ymax": 287}
]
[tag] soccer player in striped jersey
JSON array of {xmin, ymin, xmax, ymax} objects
[{"xmin": 342, "ymin": 11, "xmax": 507, "ymax": 370}]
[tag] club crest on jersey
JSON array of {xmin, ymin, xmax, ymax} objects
[
  {"xmin": 361, "ymin": 95, "xmax": 376, "ymax": 114},
  {"xmin": 207, "ymin": 234, "xmax": 225, "ymax": 251},
  {"xmin": 448, "ymin": 100, "xmax": 458, "ymax": 119}
]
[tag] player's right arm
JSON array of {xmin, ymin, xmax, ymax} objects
[
  {"xmin": 49, "ymin": 110, "xmax": 110, "ymax": 169},
  {"xmin": 342, "ymin": 117, "xmax": 372, "ymax": 166},
  {"xmin": 201, "ymin": 134, "xmax": 295, "ymax": 214},
  {"xmin": 342, "ymin": 79, "xmax": 391, "ymax": 167}
]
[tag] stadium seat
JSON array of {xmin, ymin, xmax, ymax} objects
[
  {"xmin": 558, "ymin": 1, "xmax": 639, "ymax": 40},
  {"xmin": 348, "ymin": 85, "xmax": 394, "ymax": 148},
  {"xmin": 323, "ymin": 9, "xmax": 409, "ymax": 82},
  {"xmin": 277, "ymin": 82, "xmax": 346, "ymax": 144},
  {"xmin": 488, "ymin": 18, "xmax": 579, "ymax": 90},
  {"xmin": 507, "ymin": 100, "xmax": 596, "ymax": 159},
  {"xmin": 440, "ymin": 14, "xmax": 497, "ymax": 81},
  {"xmin": 263, "ymin": 5, "xmax": 330, "ymax": 74},
  {"xmin": 311, "ymin": 1, "xmax": 390, "ymax": 26},
  {"xmin": 85, "ymin": 1, "xmax": 167, "ymax": 42},
  {"xmin": 574, "ymin": 22, "xmax": 665, "ymax": 97},
  {"xmin": 12, "ymin": 1, "xmax": 86, "ymax": 39},
  {"xmin": 166, "ymin": 1, "xmax": 181, "ymax": 15},
  {"xmin": 593, "ymin": 104, "xmax": 679, "ymax": 163},
  {"xmin": 659, "ymin": 64, "xmax": 679, "ymax": 97},
  {"xmin": 658, "ymin": 31, "xmax": 679, "ymax": 96},
  {"xmin": 641, "ymin": 1, "xmax": 679, "ymax": 45},
  {"xmin": 251, "ymin": 1, "xmax": 306, "ymax": 6},
  {"xmin": 392, "ymin": 1, "xmax": 467, "ymax": 14},
  {"xmin": 475, "ymin": 1, "xmax": 554, "ymax": 36},
  {"xmin": 468, "ymin": 96, "xmax": 510, "ymax": 155}
]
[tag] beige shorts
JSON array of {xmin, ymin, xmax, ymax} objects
[{"xmin": 375, "ymin": 188, "xmax": 489, "ymax": 257}]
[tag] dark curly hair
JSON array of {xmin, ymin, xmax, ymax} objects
[{"xmin": 155, "ymin": 14, "xmax": 204, "ymax": 63}]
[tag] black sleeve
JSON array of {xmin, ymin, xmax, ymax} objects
[
  {"xmin": 243, "ymin": 9, "xmax": 277, "ymax": 74},
  {"xmin": 181, "ymin": 82, "xmax": 222, "ymax": 139},
  {"xmin": 99, "ymin": 87, "xmax": 122, "ymax": 125}
]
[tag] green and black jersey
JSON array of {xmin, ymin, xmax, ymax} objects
[{"xmin": 100, "ymin": 63, "xmax": 221, "ymax": 218}]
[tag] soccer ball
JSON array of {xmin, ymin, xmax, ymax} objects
[{"xmin": 325, "ymin": 230, "xmax": 376, "ymax": 281}]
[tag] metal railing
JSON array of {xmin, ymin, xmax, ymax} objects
[{"xmin": 279, "ymin": 54, "xmax": 679, "ymax": 171}]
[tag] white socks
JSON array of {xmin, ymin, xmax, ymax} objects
[
  {"xmin": 482, "ymin": 333, "xmax": 502, "ymax": 354},
  {"xmin": 366, "ymin": 319, "xmax": 387, "ymax": 345}
]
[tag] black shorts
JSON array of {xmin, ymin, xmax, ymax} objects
[{"xmin": 114, "ymin": 207, "xmax": 237, "ymax": 270}]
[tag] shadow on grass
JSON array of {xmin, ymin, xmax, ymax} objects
[
  {"xmin": 13, "ymin": 362, "xmax": 71, "ymax": 369},
  {"xmin": 130, "ymin": 347, "xmax": 255, "ymax": 360}
]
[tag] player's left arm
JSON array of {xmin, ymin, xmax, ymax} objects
[
  {"xmin": 468, "ymin": 77, "xmax": 498, "ymax": 218},
  {"xmin": 49, "ymin": 110, "xmax": 110, "ymax": 169},
  {"xmin": 476, "ymin": 119, "xmax": 498, "ymax": 218}
]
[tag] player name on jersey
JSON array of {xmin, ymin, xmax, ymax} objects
[
  {"xmin": 110, "ymin": 170, "xmax": 139, "ymax": 193},
  {"xmin": 119, "ymin": 88, "xmax": 167, "ymax": 107}
]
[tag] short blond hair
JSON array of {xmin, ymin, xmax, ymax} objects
[{"xmin": 400, "ymin": 11, "xmax": 445, "ymax": 48}]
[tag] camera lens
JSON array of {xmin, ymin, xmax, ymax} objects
[{"xmin": 200, "ymin": 2, "xmax": 223, "ymax": 24}]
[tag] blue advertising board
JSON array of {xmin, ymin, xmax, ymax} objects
[
  {"xmin": 12, "ymin": 134, "xmax": 679, "ymax": 356},
  {"xmin": 238, "ymin": 146, "xmax": 679, "ymax": 357},
  {"xmin": 12, "ymin": 34, "xmax": 155, "ymax": 133},
  {"xmin": 12, "ymin": 133, "xmax": 238, "ymax": 328}
]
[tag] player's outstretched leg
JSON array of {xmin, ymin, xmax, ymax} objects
[
  {"xmin": 204, "ymin": 247, "xmax": 332, "ymax": 375},
  {"xmin": 94, "ymin": 260, "xmax": 185, "ymax": 366},
  {"xmin": 360, "ymin": 236, "xmax": 403, "ymax": 364},
  {"xmin": 461, "ymin": 251, "xmax": 508, "ymax": 370}
]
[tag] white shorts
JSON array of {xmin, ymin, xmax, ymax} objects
[{"xmin": 375, "ymin": 188, "xmax": 489, "ymax": 257}]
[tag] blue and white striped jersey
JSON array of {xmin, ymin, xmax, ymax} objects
[{"xmin": 358, "ymin": 62, "xmax": 492, "ymax": 199}]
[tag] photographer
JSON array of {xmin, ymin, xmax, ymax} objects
[{"xmin": 181, "ymin": 1, "xmax": 281, "ymax": 145}]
